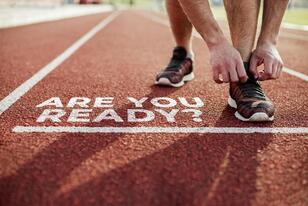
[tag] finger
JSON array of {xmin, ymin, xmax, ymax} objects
[
  {"xmin": 271, "ymin": 62, "xmax": 279, "ymax": 79},
  {"xmin": 221, "ymin": 69, "xmax": 230, "ymax": 83},
  {"xmin": 260, "ymin": 60, "xmax": 273, "ymax": 81},
  {"xmin": 265, "ymin": 59, "xmax": 273, "ymax": 76},
  {"xmin": 258, "ymin": 70, "xmax": 269, "ymax": 81},
  {"xmin": 213, "ymin": 67, "xmax": 223, "ymax": 84},
  {"xmin": 259, "ymin": 73, "xmax": 270, "ymax": 81},
  {"xmin": 229, "ymin": 65, "xmax": 239, "ymax": 82},
  {"xmin": 249, "ymin": 56, "xmax": 259, "ymax": 79},
  {"xmin": 236, "ymin": 60, "xmax": 248, "ymax": 83},
  {"xmin": 257, "ymin": 58, "xmax": 264, "ymax": 67},
  {"xmin": 277, "ymin": 64, "xmax": 283, "ymax": 78},
  {"xmin": 258, "ymin": 70, "xmax": 264, "ymax": 76}
]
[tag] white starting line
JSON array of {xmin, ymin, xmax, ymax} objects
[{"xmin": 12, "ymin": 126, "xmax": 308, "ymax": 134}]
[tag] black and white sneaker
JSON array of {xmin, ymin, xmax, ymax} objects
[
  {"xmin": 155, "ymin": 46, "xmax": 194, "ymax": 87},
  {"xmin": 228, "ymin": 62, "xmax": 275, "ymax": 122}
]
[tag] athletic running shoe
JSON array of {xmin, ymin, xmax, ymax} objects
[
  {"xmin": 228, "ymin": 62, "xmax": 275, "ymax": 121},
  {"xmin": 155, "ymin": 46, "xmax": 194, "ymax": 87}
]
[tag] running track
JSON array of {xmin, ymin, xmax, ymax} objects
[{"xmin": 0, "ymin": 10, "xmax": 307, "ymax": 206}]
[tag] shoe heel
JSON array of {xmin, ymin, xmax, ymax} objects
[{"xmin": 183, "ymin": 72, "xmax": 195, "ymax": 82}]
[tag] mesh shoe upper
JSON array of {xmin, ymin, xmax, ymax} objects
[
  {"xmin": 230, "ymin": 62, "xmax": 275, "ymax": 119},
  {"xmin": 156, "ymin": 47, "xmax": 193, "ymax": 84}
]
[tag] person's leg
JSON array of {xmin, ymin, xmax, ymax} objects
[
  {"xmin": 224, "ymin": 0, "xmax": 275, "ymax": 122},
  {"xmin": 249, "ymin": 0, "xmax": 288, "ymax": 80},
  {"xmin": 165, "ymin": 0, "xmax": 194, "ymax": 58},
  {"xmin": 223, "ymin": 0, "xmax": 261, "ymax": 61},
  {"xmin": 155, "ymin": 0, "xmax": 194, "ymax": 87}
]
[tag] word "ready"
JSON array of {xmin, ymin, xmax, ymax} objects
[{"xmin": 36, "ymin": 97, "xmax": 205, "ymax": 123}]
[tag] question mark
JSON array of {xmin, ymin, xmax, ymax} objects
[{"xmin": 182, "ymin": 109, "xmax": 202, "ymax": 122}]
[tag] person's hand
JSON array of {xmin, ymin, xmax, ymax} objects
[
  {"xmin": 209, "ymin": 40, "xmax": 248, "ymax": 84},
  {"xmin": 250, "ymin": 42, "xmax": 284, "ymax": 81}
]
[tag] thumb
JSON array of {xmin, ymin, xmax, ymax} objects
[{"xmin": 249, "ymin": 55, "xmax": 259, "ymax": 80}]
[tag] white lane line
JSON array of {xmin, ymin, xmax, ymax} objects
[
  {"xmin": 279, "ymin": 32, "xmax": 308, "ymax": 41},
  {"xmin": 12, "ymin": 126, "xmax": 308, "ymax": 134},
  {"xmin": 282, "ymin": 23, "xmax": 308, "ymax": 32},
  {"xmin": 216, "ymin": 17, "xmax": 308, "ymax": 32},
  {"xmin": 217, "ymin": 18, "xmax": 308, "ymax": 37},
  {"xmin": 0, "ymin": 11, "xmax": 120, "ymax": 116},
  {"xmin": 142, "ymin": 13, "xmax": 308, "ymax": 82},
  {"xmin": 282, "ymin": 67, "xmax": 308, "ymax": 82}
]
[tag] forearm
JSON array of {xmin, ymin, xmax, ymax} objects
[
  {"xmin": 177, "ymin": 0, "xmax": 227, "ymax": 48},
  {"xmin": 258, "ymin": 0, "xmax": 289, "ymax": 45}
]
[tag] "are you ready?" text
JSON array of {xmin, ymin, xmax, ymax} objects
[{"xmin": 35, "ymin": 97, "xmax": 205, "ymax": 123}]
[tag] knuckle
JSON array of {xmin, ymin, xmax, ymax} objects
[
  {"xmin": 266, "ymin": 54, "xmax": 275, "ymax": 60},
  {"xmin": 215, "ymin": 66, "xmax": 223, "ymax": 72},
  {"xmin": 223, "ymin": 78, "xmax": 229, "ymax": 83},
  {"xmin": 213, "ymin": 68, "xmax": 221, "ymax": 73},
  {"xmin": 224, "ymin": 61, "xmax": 232, "ymax": 68},
  {"xmin": 265, "ymin": 70, "xmax": 272, "ymax": 75},
  {"xmin": 239, "ymin": 74, "xmax": 247, "ymax": 78}
]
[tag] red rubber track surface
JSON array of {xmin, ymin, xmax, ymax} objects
[
  {"xmin": 0, "ymin": 12, "xmax": 111, "ymax": 100},
  {"xmin": 0, "ymin": 10, "xmax": 307, "ymax": 206}
]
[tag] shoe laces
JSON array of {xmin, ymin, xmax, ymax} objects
[
  {"xmin": 165, "ymin": 47, "xmax": 188, "ymax": 72},
  {"xmin": 239, "ymin": 79, "xmax": 266, "ymax": 99},
  {"xmin": 166, "ymin": 57, "xmax": 185, "ymax": 72}
]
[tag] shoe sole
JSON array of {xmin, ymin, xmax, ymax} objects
[
  {"xmin": 155, "ymin": 72, "xmax": 195, "ymax": 88},
  {"xmin": 227, "ymin": 96, "xmax": 274, "ymax": 122}
]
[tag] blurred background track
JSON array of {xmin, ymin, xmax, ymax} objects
[{"xmin": 0, "ymin": 1, "xmax": 307, "ymax": 206}]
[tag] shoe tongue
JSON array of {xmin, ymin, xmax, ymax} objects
[
  {"xmin": 172, "ymin": 46, "xmax": 187, "ymax": 60},
  {"xmin": 243, "ymin": 62, "xmax": 257, "ymax": 82}
]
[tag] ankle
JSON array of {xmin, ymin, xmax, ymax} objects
[
  {"xmin": 233, "ymin": 44, "xmax": 253, "ymax": 62},
  {"xmin": 186, "ymin": 51, "xmax": 195, "ymax": 61},
  {"xmin": 237, "ymin": 50, "xmax": 252, "ymax": 62}
]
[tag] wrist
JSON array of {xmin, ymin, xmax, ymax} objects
[
  {"xmin": 205, "ymin": 33, "xmax": 229, "ymax": 50},
  {"xmin": 257, "ymin": 35, "xmax": 277, "ymax": 46}
]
